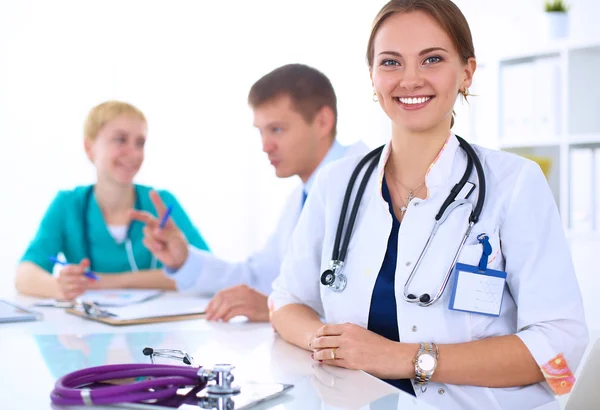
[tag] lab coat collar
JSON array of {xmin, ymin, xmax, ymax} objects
[
  {"xmin": 374, "ymin": 133, "xmax": 459, "ymax": 201},
  {"xmin": 304, "ymin": 140, "xmax": 346, "ymax": 195}
]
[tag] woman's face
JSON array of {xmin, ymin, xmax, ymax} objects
[
  {"xmin": 370, "ymin": 11, "xmax": 476, "ymax": 134},
  {"xmin": 85, "ymin": 115, "xmax": 147, "ymax": 185}
]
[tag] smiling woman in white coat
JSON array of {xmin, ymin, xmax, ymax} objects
[{"xmin": 268, "ymin": 1, "xmax": 588, "ymax": 410}]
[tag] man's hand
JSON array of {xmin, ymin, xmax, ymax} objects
[
  {"xmin": 130, "ymin": 190, "xmax": 189, "ymax": 270},
  {"xmin": 205, "ymin": 284, "xmax": 269, "ymax": 322}
]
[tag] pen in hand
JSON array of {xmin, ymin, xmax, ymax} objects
[
  {"xmin": 48, "ymin": 257, "xmax": 100, "ymax": 281},
  {"xmin": 159, "ymin": 204, "xmax": 174, "ymax": 229}
]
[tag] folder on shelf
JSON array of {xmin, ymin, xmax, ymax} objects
[
  {"xmin": 533, "ymin": 57, "xmax": 561, "ymax": 138},
  {"xmin": 66, "ymin": 295, "xmax": 209, "ymax": 326},
  {"xmin": 522, "ymin": 155, "xmax": 553, "ymax": 178},
  {"xmin": 501, "ymin": 62, "xmax": 536, "ymax": 140}
]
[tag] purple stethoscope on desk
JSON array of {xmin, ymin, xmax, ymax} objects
[{"xmin": 50, "ymin": 348, "xmax": 242, "ymax": 409}]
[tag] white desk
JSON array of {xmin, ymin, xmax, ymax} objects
[{"xmin": 0, "ymin": 292, "xmax": 436, "ymax": 410}]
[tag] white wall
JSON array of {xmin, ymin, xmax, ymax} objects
[
  {"xmin": 2, "ymin": 0, "xmax": 600, "ymax": 304},
  {"xmin": 0, "ymin": 0, "xmax": 392, "ymax": 295}
]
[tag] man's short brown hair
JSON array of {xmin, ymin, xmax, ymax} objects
[{"xmin": 248, "ymin": 64, "xmax": 337, "ymax": 137}]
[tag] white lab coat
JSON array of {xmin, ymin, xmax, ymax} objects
[
  {"xmin": 270, "ymin": 134, "xmax": 588, "ymax": 410},
  {"xmin": 170, "ymin": 141, "xmax": 370, "ymax": 295}
]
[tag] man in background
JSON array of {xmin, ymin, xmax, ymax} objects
[{"xmin": 133, "ymin": 63, "xmax": 368, "ymax": 322}]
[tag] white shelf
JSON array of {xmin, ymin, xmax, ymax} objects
[
  {"xmin": 498, "ymin": 137, "xmax": 561, "ymax": 149},
  {"xmin": 472, "ymin": 39, "xmax": 600, "ymax": 232},
  {"xmin": 491, "ymin": 39, "xmax": 600, "ymax": 65},
  {"xmin": 497, "ymin": 134, "xmax": 600, "ymax": 149},
  {"xmin": 568, "ymin": 133, "xmax": 600, "ymax": 147}
]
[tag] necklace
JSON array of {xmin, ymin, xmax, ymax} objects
[{"xmin": 386, "ymin": 162, "xmax": 426, "ymax": 217}]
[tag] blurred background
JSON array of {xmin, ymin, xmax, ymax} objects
[{"xmin": 1, "ymin": 0, "xmax": 599, "ymax": 347}]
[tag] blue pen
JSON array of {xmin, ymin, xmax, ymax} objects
[
  {"xmin": 159, "ymin": 204, "xmax": 174, "ymax": 229},
  {"xmin": 48, "ymin": 257, "xmax": 100, "ymax": 281}
]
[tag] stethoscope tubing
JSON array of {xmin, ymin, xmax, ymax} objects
[
  {"xmin": 457, "ymin": 136, "xmax": 486, "ymax": 224},
  {"xmin": 83, "ymin": 185, "xmax": 156, "ymax": 272},
  {"xmin": 51, "ymin": 363, "xmax": 201, "ymax": 406},
  {"xmin": 338, "ymin": 150, "xmax": 382, "ymax": 262},
  {"xmin": 323, "ymin": 136, "xmax": 486, "ymax": 305},
  {"xmin": 333, "ymin": 146, "xmax": 384, "ymax": 261}
]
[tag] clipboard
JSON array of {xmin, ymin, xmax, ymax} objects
[
  {"xmin": 0, "ymin": 299, "xmax": 43, "ymax": 323},
  {"xmin": 66, "ymin": 296, "xmax": 209, "ymax": 326}
]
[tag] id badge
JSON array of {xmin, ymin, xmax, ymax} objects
[{"xmin": 448, "ymin": 233, "xmax": 507, "ymax": 317}]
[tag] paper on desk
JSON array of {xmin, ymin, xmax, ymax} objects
[
  {"xmin": 102, "ymin": 296, "xmax": 210, "ymax": 320},
  {"xmin": 80, "ymin": 289, "xmax": 163, "ymax": 307}
]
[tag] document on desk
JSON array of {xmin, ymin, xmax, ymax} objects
[
  {"xmin": 0, "ymin": 300, "xmax": 42, "ymax": 323},
  {"xmin": 80, "ymin": 289, "xmax": 163, "ymax": 307},
  {"xmin": 99, "ymin": 296, "xmax": 210, "ymax": 321},
  {"xmin": 35, "ymin": 289, "xmax": 163, "ymax": 308}
]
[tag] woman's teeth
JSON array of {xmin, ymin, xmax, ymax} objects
[{"xmin": 396, "ymin": 96, "xmax": 432, "ymax": 104}]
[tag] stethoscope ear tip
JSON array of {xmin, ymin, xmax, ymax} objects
[
  {"xmin": 406, "ymin": 293, "xmax": 431, "ymax": 304},
  {"xmin": 419, "ymin": 294, "xmax": 431, "ymax": 304}
]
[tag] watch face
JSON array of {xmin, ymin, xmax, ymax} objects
[{"xmin": 418, "ymin": 354, "xmax": 436, "ymax": 372}]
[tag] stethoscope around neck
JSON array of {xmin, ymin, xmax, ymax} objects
[
  {"xmin": 320, "ymin": 136, "xmax": 486, "ymax": 307},
  {"xmin": 83, "ymin": 185, "xmax": 157, "ymax": 272}
]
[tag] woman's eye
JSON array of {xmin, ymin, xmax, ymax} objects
[
  {"xmin": 424, "ymin": 56, "xmax": 442, "ymax": 64},
  {"xmin": 382, "ymin": 59, "xmax": 399, "ymax": 66}
]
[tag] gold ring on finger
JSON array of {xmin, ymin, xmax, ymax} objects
[{"xmin": 331, "ymin": 347, "xmax": 337, "ymax": 360}]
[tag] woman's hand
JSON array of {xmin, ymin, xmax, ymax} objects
[
  {"xmin": 130, "ymin": 190, "xmax": 189, "ymax": 270},
  {"xmin": 310, "ymin": 323, "xmax": 418, "ymax": 379},
  {"xmin": 56, "ymin": 258, "xmax": 92, "ymax": 300}
]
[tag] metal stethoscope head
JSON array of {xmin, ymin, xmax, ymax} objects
[{"xmin": 320, "ymin": 260, "xmax": 347, "ymax": 292}]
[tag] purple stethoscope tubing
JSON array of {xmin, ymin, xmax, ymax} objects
[{"xmin": 51, "ymin": 363, "xmax": 203, "ymax": 406}]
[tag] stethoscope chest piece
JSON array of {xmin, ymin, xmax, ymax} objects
[
  {"xmin": 321, "ymin": 260, "xmax": 347, "ymax": 292},
  {"xmin": 199, "ymin": 364, "xmax": 241, "ymax": 395}
]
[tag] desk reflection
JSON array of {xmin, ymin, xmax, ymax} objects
[{"xmin": 35, "ymin": 328, "xmax": 431, "ymax": 410}]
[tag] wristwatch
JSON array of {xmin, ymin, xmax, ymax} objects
[{"xmin": 413, "ymin": 342, "xmax": 438, "ymax": 392}]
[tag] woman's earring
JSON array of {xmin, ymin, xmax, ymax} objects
[
  {"xmin": 460, "ymin": 88, "xmax": 469, "ymax": 97},
  {"xmin": 372, "ymin": 91, "xmax": 379, "ymax": 102}
]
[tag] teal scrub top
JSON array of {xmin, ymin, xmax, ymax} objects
[{"xmin": 21, "ymin": 184, "xmax": 210, "ymax": 274}]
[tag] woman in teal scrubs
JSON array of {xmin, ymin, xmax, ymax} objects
[{"xmin": 15, "ymin": 101, "xmax": 209, "ymax": 300}]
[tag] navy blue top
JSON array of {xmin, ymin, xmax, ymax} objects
[{"xmin": 367, "ymin": 175, "xmax": 415, "ymax": 396}]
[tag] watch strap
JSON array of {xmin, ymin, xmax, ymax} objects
[{"xmin": 414, "ymin": 342, "xmax": 438, "ymax": 392}]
